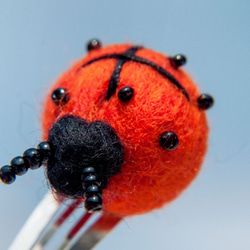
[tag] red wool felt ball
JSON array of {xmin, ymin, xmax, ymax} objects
[{"xmin": 41, "ymin": 41, "xmax": 213, "ymax": 217}]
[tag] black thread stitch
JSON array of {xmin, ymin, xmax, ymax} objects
[
  {"xmin": 81, "ymin": 46, "xmax": 190, "ymax": 100},
  {"xmin": 106, "ymin": 46, "xmax": 142, "ymax": 100}
]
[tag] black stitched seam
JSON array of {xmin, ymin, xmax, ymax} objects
[
  {"xmin": 80, "ymin": 48, "xmax": 189, "ymax": 101},
  {"xmin": 106, "ymin": 47, "xmax": 141, "ymax": 100}
]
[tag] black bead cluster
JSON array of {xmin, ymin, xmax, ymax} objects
[
  {"xmin": 0, "ymin": 142, "xmax": 51, "ymax": 185},
  {"xmin": 82, "ymin": 167, "xmax": 103, "ymax": 212}
]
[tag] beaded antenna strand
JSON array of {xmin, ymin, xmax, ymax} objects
[
  {"xmin": 0, "ymin": 142, "xmax": 51, "ymax": 184},
  {"xmin": 0, "ymin": 141, "xmax": 104, "ymax": 212}
]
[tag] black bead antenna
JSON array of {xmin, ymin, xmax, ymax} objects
[
  {"xmin": 81, "ymin": 167, "xmax": 103, "ymax": 212},
  {"xmin": 0, "ymin": 142, "xmax": 51, "ymax": 184}
]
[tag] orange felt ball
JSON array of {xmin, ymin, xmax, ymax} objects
[{"xmin": 42, "ymin": 42, "xmax": 211, "ymax": 217}]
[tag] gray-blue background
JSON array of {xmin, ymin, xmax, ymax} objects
[{"xmin": 0, "ymin": 1, "xmax": 249, "ymax": 249}]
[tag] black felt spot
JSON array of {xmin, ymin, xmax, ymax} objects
[{"xmin": 46, "ymin": 115, "xmax": 124, "ymax": 198}]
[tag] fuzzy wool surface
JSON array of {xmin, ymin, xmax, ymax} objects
[{"xmin": 42, "ymin": 44, "xmax": 209, "ymax": 217}]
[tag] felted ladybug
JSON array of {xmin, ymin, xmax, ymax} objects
[{"xmin": 0, "ymin": 39, "xmax": 213, "ymax": 217}]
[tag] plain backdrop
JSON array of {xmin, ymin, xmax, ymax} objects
[{"xmin": 0, "ymin": 1, "xmax": 250, "ymax": 249}]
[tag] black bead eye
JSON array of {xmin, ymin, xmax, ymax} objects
[
  {"xmin": 197, "ymin": 93, "xmax": 214, "ymax": 110},
  {"xmin": 51, "ymin": 88, "xmax": 69, "ymax": 105},
  {"xmin": 170, "ymin": 54, "xmax": 187, "ymax": 68},
  {"xmin": 159, "ymin": 131, "xmax": 179, "ymax": 150},
  {"xmin": 118, "ymin": 87, "xmax": 134, "ymax": 102},
  {"xmin": 87, "ymin": 38, "xmax": 102, "ymax": 52}
]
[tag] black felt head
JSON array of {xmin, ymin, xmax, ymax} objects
[{"xmin": 46, "ymin": 115, "xmax": 124, "ymax": 198}]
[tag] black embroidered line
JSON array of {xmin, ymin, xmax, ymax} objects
[
  {"xmin": 81, "ymin": 47, "xmax": 189, "ymax": 101},
  {"xmin": 106, "ymin": 46, "xmax": 141, "ymax": 100}
]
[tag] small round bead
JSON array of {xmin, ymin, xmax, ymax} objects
[
  {"xmin": 84, "ymin": 185, "xmax": 102, "ymax": 199},
  {"xmin": 170, "ymin": 54, "xmax": 187, "ymax": 68},
  {"xmin": 23, "ymin": 148, "xmax": 40, "ymax": 170},
  {"xmin": 118, "ymin": 87, "xmax": 134, "ymax": 102},
  {"xmin": 82, "ymin": 174, "xmax": 100, "ymax": 189},
  {"xmin": 10, "ymin": 156, "xmax": 28, "ymax": 176},
  {"xmin": 51, "ymin": 88, "xmax": 69, "ymax": 105},
  {"xmin": 37, "ymin": 142, "xmax": 51, "ymax": 164},
  {"xmin": 85, "ymin": 195, "xmax": 103, "ymax": 212},
  {"xmin": 159, "ymin": 131, "xmax": 179, "ymax": 151},
  {"xmin": 0, "ymin": 165, "xmax": 16, "ymax": 184},
  {"xmin": 87, "ymin": 39, "xmax": 102, "ymax": 52},
  {"xmin": 197, "ymin": 94, "xmax": 214, "ymax": 110},
  {"xmin": 82, "ymin": 167, "xmax": 96, "ymax": 178}
]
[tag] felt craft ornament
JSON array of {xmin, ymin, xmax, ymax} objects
[{"xmin": 0, "ymin": 39, "xmax": 214, "ymax": 218}]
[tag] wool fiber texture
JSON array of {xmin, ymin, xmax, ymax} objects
[{"xmin": 42, "ymin": 44, "xmax": 209, "ymax": 217}]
